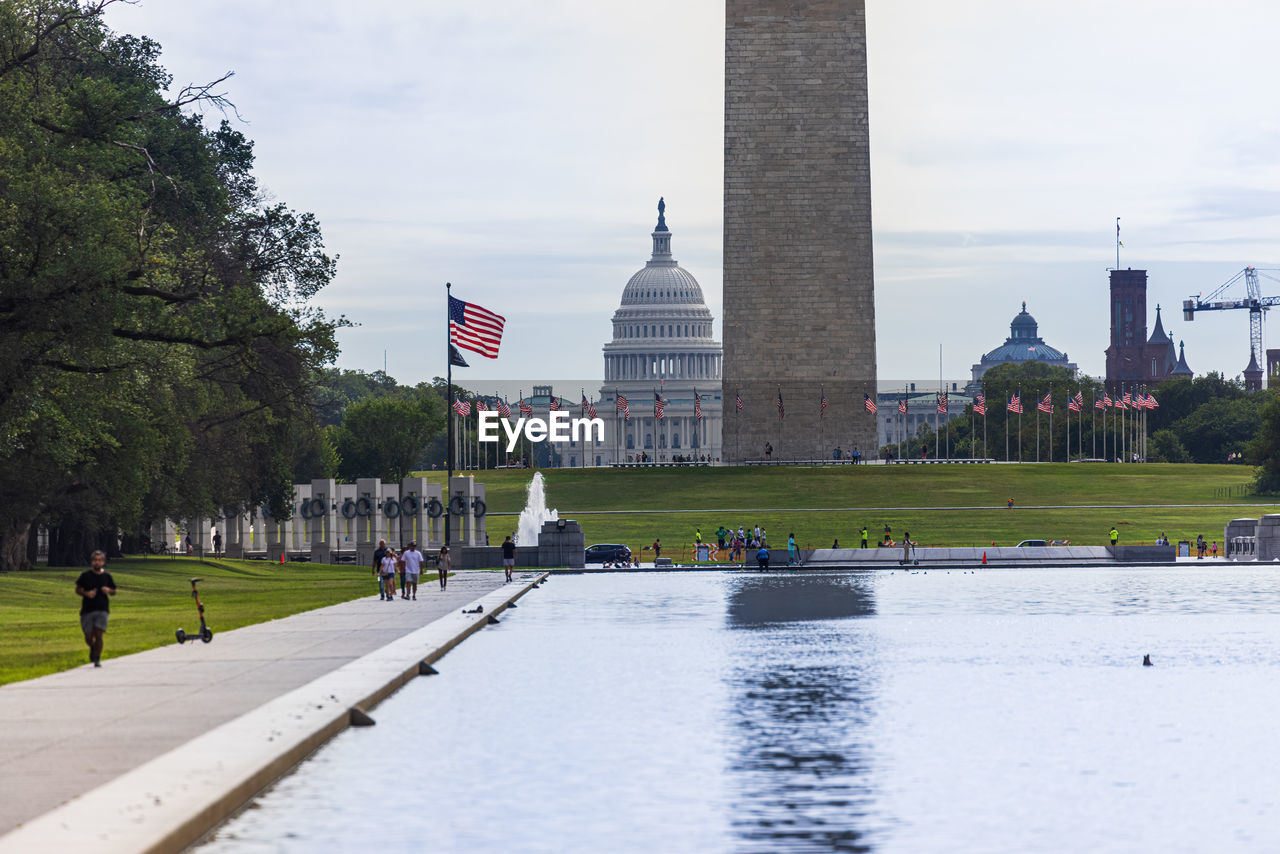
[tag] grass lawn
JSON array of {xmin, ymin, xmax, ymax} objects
[
  {"xmin": 417, "ymin": 463, "xmax": 1274, "ymax": 560},
  {"xmin": 0, "ymin": 557, "xmax": 438, "ymax": 686}
]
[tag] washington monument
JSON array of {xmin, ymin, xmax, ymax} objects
[{"xmin": 721, "ymin": 0, "xmax": 878, "ymax": 461}]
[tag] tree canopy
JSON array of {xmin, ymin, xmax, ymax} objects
[{"xmin": 0, "ymin": 1, "xmax": 347, "ymax": 567}]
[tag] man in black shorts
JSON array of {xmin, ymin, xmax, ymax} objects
[
  {"xmin": 501, "ymin": 535, "xmax": 516, "ymax": 582},
  {"xmin": 75, "ymin": 550, "xmax": 116, "ymax": 667}
]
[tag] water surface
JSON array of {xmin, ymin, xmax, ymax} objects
[{"xmin": 198, "ymin": 568, "xmax": 1280, "ymax": 853}]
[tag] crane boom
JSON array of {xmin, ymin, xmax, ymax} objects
[{"xmin": 1182, "ymin": 266, "xmax": 1280, "ymax": 362}]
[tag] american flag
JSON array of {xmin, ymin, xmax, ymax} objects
[
  {"xmin": 1094, "ymin": 395, "xmax": 1105, "ymax": 410},
  {"xmin": 451, "ymin": 399, "xmax": 471, "ymax": 417},
  {"xmin": 973, "ymin": 393, "xmax": 987, "ymax": 415},
  {"xmin": 518, "ymin": 397, "xmax": 532, "ymax": 418},
  {"xmin": 821, "ymin": 390, "xmax": 828, "ymax": 416},
  {"xmin": 581, "ymin": 393, "xmax": 589, "ymax": 417},
  {"xmin": 1037, "ymin": 393, "xmax": 1053, "ymax": 414},
  {"xmin": 654, "ymin": 391, "xmax": 665, "ymax": 420},
  {"xmin": 864, "ymin": 394, "xmax": 877, "ymax": 413},
  {"xmin": 695, "ymin": 390, "xmax": 703, "ymax": 420},
  {"xmin": 587, "ymin": 400, "xmax": 597, "ymax": 419},
  {"xmin": 475, "ymin": 399, "xmax": 488, "ymax": 413},
  {"xmin": 497, "ymin": 398, "xmax": 511, "ymax": 418},
  {"xmin": 1148, "ymin": 393, "xmax": 1159, "ymax": 409},
  {"xmin": 447, "ymin": 295, "xmax": 505, "ymax": 359},
  {"xmin": 616, "ymin": 393, "xmax": 630, "ymax": 420},
  {"xmin": 1103, "ymin": 394, "xmax": 1113, "ymax": 407},
  {"xmin": 736, "ymin": 392, "xmax": 743, "ymax": 412},
  {"xmin": 1068, "ymin": 392, "xmax": 1082, "ymax": 413},
  {"xmin": 1115, "ymin": 396, "xmax": 1128, "ymax": 411},
  {"xmin": 776, "ymin": 389, "xmax": 785, "ymax": 420},
  {"xmin": 549, "ymin": 396, "xmax": 561, "ymax": 411},
  {"xmin": 1007, "ymin": 393, "xmax": 1023, "ymax": 414},
  {"xmin": 937, "ymin": 392, "xmax": 948, "ymax": 413},
  {"xmin": 1123, "ymin": 392, "xmax": 1133, "ymax": 407},
  {"xmin": 898, "ymin": 398, "xmax": 908, "ymax": 414}
]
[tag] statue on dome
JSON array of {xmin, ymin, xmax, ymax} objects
[{"xmin": 657, "ymin": 197, "xmax": 666, "ymax": 229}]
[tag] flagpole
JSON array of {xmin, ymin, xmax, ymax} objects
[
  {"xmin": 1035, "ymin": 388, "xmax": 1040, "ymax": 464},
  {"xmin": 445, "ymin": 282, "xmax": 453, "ymax": 547},
  {"xmin": 1018, "ymin": 387, "xmax": 1022, "ymax": 463},
  {"xmin": 1049, "ymin": 383, "xmax": 1053, "ymax": 463}
]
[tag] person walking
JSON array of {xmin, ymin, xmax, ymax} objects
[
  {"xmin": 787, "ymin": 532, "xmax": 798, "ymax": 566},
  {"xmin": 883, "ymin": 523, "xmax": 892, "ymax": 545},
  {"xmin": 379, "ymin": 548, "xmax": 398, "ymax": 601},
  {"xmin": 75, "ymin": 550, "xmax": 116, "ymax": 667},
  {"xmin": 401, "ymin": 542, "xmax": 423, "ymax": 600},
  {"xmin": 438, "ymin": 546, "xmax": 451, "ymax": 590},
  {"xmin": 372, "ymin": 539, "xmax": 388, "ymax": 600},
  {"xmin": 651, "ymin": 539, "xmax": 661, "ymax": 559},
  {"xmin": 1196, "ymin": 534, "xmax": 1205, "ymax": 559},
  {"xmin": 1109, "ymin": 526, "xmax": 1119, "ymax": 547},
  {"xmin": 860, "ymin": 526, "xmax": 869, "ymax": 549},
  {"xmin": 501, "ymin": 535, "xmax": 516, "ymax": 582},
  {"xmin": 212, "ymin": 529, "xmax": 223, "ymax": 556}
]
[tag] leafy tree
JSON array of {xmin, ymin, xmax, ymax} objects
[
  {"xmin": 1248, "ymin": 390, "xmax": 1280, "ymax": 493},
  {"xmin": 1168, "ymin": 397, "xmax": 1261, "ymax": 464},
  {"xmin": 0, "ymin": 2, "xmax": 344, "ymax": 568},
  {"xmin": 332, "ymin": 391, "xmax": 444, "ymax": 482},
  {"xmin": 1148, "ymin": 429, "xmax": 1190, "ymax": 463}
]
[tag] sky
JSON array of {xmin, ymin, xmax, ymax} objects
[{"xmin": 104, "ymin": 0, "xmax": 1280, "ymax": 389}]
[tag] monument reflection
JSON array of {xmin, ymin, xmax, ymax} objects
[{"xmin": 724, "ymin": 573, "xmax": 879, "ymax": 852}]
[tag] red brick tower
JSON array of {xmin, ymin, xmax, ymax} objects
[{"xmin": 1105, "ymin": 269, "xmax": 1148, "ymax": 388}]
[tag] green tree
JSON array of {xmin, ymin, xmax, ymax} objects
[
  {"xmin": 0, "ymin": 2, "xmax": 344, "ymax": 568},
  {"xmin": 1147, "ymin": 429, "xmax": 1191, "ymax": 463},
  {"xmin": 1248, "ymin": 390, "xmax": 1280, "ymax": 493},
  {"xmin": 332, "ymin": 392, "xmax": 445, "ymax": 482}
]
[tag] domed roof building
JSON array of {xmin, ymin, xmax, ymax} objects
[
  {"xmin": 970, "ymin": 302, "xmax": 1078, "ymax": 383},
  {"xmin": 591, "ymin": 200, "xmax": 723, "ymax": 464}
]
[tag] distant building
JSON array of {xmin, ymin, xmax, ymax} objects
[
  {"xmin": 1104, "ymin": 268, "xmax": 1191, "ymax": 387},
  {"xmin": 970, "ymin": 302, "xmax": 1077, "ymax": 385},
  {"xmin": 592, "ymin": 200, "xmax": 723, "ymax": 464},
  {"xmin": 876, "ymin": 382, "xmax": 972, "ymax": 452}
]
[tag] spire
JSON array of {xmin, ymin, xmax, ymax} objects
[
  {"xmin": 1245, "ymin": 346, "xmax": 1263, "ymax": 391},
  {"xmin": 1148, "ymin": 304, "xmax": 1172, "ymax": 345},
  {"xmin": 650, "ymin": 197, "xmax": 672, "ymax": 260},
  {"xmin": 1171, "ymin": 340, "xmax": 1193, "ymax": 376}
]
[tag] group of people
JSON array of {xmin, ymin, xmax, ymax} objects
[
  {"xmin": 687, "ymin": 525, "xmax": 803, "ymax": 568},
  {"xmin": 372, "ymin": 539, "xmax": 441, "ymax": 600},
  {"xmin": 831, "ymin": 446, "xmax": 864, "ymax": 463}
]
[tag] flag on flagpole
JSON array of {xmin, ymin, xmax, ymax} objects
[
  {"xmin": 1007, "ymin": 393, "xmax": 1023, "ymax": 414},
  {"xmin": 776, "ymin": 389, "xmax": 785, "ymax": 420},
  {"xmin": 937, "ymin": 392, "xmax": 948, "ymax": 413},
  {"xmin": 897, "ymin": 398, "xmax": 908, "ymax": 414},
  {"xmin": 518, "ymin": 397, "xmax": 532, "ymax": 418},
  {"xmin": 452, "ymin": 399, "xmax": 471, "ymax": 417},
  {"xmin": 821, "ymin": 389, "xmax": 828, "ymax": 417},
  {"xmin": 1103, "ymin": 394, "xmax": 1113, "ymax": 407},
  {"xmin": 654, "ymin": 391, "xmax": 665, "ymax": 420},
  {"xmin": 1068, "ymin": 393, "xmax": 1082, "ymax": 413},
  {"xmin": 974, "ymin": 393, "xmax": 987, "ymax": 415},
  {"xmin": 448, "ymin": 344, "xmax": 470, "ymax": 367},
  {"xmin": 616, "ymin": 392, "xmax": 630, "ymax": 420},
  {"xmin": 581, "ymin": 392, "xmax": 589, "ymax": 417},
  {"xmin": 497, "ymin": 398, "xmax": 511, "ymax": 418},
  {"xmin": 1115, "ymin": 397, "xmax": 1128, "ymax": 411},
  {"xmin": 475, "ymin": 399, "xmax": 488, "ymax": 413},
  {"xmin": 736, "ymin": 392, "xmax": 744, "ymax": 413},
  {"xmin": 587, "ymin": 399, "xmax": 597, "ymax": 419},
  {"xmin": 448, "ymin": 295, "xmax": 506, "ymax": 358},
  {"xmin": 1122, "ymin": 391, "xmax": 1133, "ymax": 407},
  {"xmin": 864, "ymin": 394, "xmax": 877, "ymax": 414},
  {"xmin": 1094, "ymin": 395, "xmax": 1105, "ymax": 410},
  {"xmin": 695, "ymin": 390, "xmax": 703, "ymax": 420},
  {"xmin": 1037, "ymin": 393, "xmax": 1053, "ymax": 414},
  {"xmin": 549, "ymin": 395, "xmax": 562, "ymax": 411},
  {"xmin": 1148, "ymin": 393, "xmax": 1159, "ymax": 409}
]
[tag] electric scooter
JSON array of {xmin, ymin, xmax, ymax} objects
[{"xmin": 176, "ymin": 577, "xmax": 214, "ymax": 644}]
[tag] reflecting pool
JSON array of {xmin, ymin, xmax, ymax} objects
[{"xmin": 197, "ymin": 568, "xmax": 1280, "ymax": 853}]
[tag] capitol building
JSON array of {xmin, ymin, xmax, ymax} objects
[{"xmin": 583, "ymin": 200, "xmax": 723, "ymax": 463}]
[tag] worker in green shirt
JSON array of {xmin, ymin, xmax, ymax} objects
[
  {"xmin": 1109, "ymin": 526, "xmax": 1119, "ymax": 546},
  {"xmin": 860, "ymin": 527, "xmax": 869, "ymax": 549}
]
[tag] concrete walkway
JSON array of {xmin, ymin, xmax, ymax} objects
[{"xmin": 0, "ymin": 570, "xmax": 514, "ymax": 836}]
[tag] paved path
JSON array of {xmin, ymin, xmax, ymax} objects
[
  {"xmin": 0, "ymin": 570, "xmax": 513, "ymax": 835},
  {"xmin": 487, "ymin": 502, "xmax": 1277, "ymax": 518}
]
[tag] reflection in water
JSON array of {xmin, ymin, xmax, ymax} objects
[{"xmin": 726, "ymin": 573, "xmax": 878, "ymax": 852}]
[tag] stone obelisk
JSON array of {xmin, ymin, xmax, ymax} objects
[{"xmin": 721, "ymin": 0, "xmax": 878, "ymax": 462}]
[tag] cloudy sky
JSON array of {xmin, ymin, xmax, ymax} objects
[{"xmin": 106, "ymin": 1, "xmax": 1280, "ymax": 389}]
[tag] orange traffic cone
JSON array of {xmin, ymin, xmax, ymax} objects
[
  {"xmin": 279, "ymin": 553, "xmax": 285, "ymax": 565},
  {"xmin": 982, "ymin": 551, "xmax": 988, "ymax": 565}
]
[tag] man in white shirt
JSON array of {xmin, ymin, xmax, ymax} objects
[{"xmin": 400, "ymin": 542, "xmax": 423, "ymax": 600}]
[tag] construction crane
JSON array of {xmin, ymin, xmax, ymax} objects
[{"xmin": 1182, "ymin": 266, "xmax": 1280, "ymax": 363}]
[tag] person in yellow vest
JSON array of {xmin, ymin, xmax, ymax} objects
[
  {"xmin": 860, "ymin": 527, "xmax": 868, "ymax": 549},
  {"xmin": 1109, "ymin": 526, "xmax": 1119, "ymax": 547}
]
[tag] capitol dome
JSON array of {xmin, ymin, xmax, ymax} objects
[
  {"xmin": 593, "ymin": 199, "xmax": 723, "ymax": 464},
  {"xmin": 970, "ymin": 302, "xmax": 1077, "ymax": 383}
]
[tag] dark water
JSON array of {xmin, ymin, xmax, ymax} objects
[{"xmin": 198, "ymin": 568, "xmax": 1280, "ymax": 853}]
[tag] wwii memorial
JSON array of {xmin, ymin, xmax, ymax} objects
[{"xmin": 4, "ymin": 2, "xmax": 1280, "ymax": 853}]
